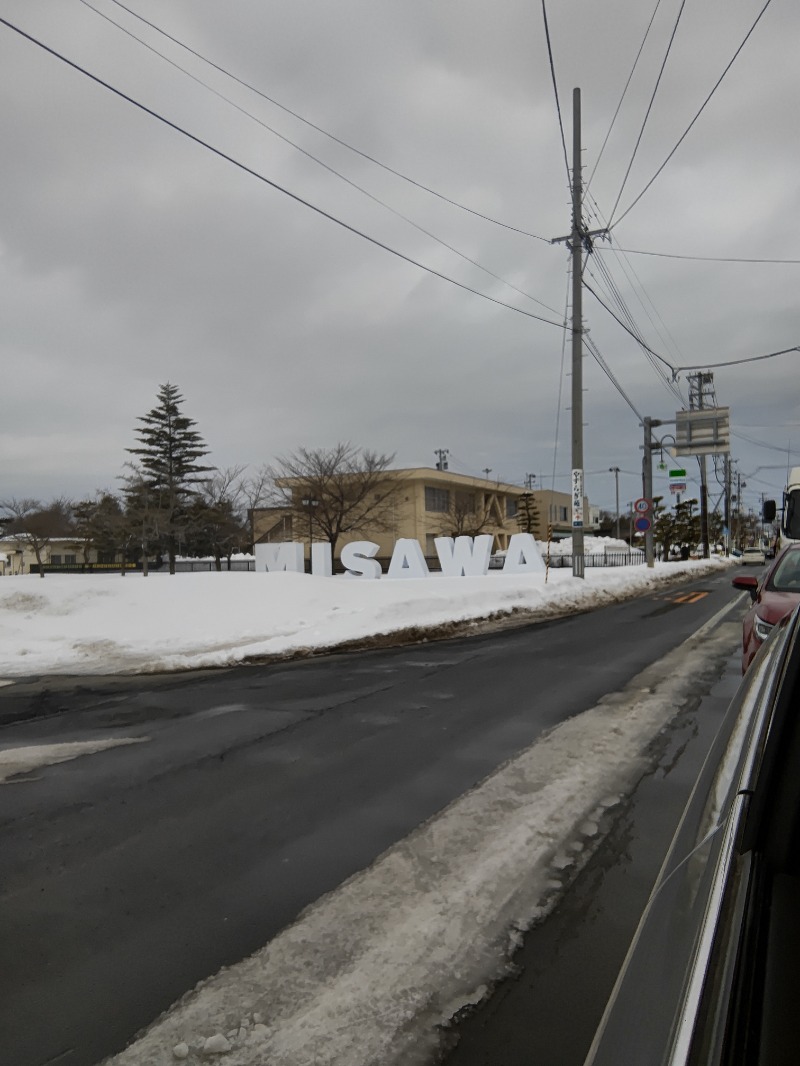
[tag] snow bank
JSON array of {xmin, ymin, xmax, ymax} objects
[{"xmin": 0, "ymin": 558, "xmax": 731, "ymax": 677}]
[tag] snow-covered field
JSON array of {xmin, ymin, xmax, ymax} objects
[
  {"xmin": 1, "ymin": 550, "xmax": 743, "ymax": 1066},
  {"xmin": 0, "ymin": 548, "xmax": 729, "ymax": 677}
]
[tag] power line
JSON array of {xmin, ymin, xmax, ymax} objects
[
  {"xmin": 674, "ymin": 346, "xmax": 800, "ymax": 373},
  {"xmin": 586, "ymin": 0, "xmax": 664, "ymax": 196},
  {"xmin": 596, "ymin": 247, "xmax": 800, "ymax": 265},
  {"xmin": 585, "ymin": 254, "xmax": 683, "ymax": 406},
  {"xmin": 76, "ymin": 0, "xmax": 561, "ymax": 317},
  {"xmin": 100, "ymin": 0, "xmax": 551, "ymax": 242},
  {"xmin": 612, "ymin": 0, "xmax": 775, "ymax": 228},
  {"xmin": 583, "ymin": 280, "xmax": 678, "ymax": 372},
  {"xmin": 608, "ymin": 0, "xmax": 687, "ymax": 226},
  {"xmin": 583, "ymin": 333, "xmax": 644, "ymax": 422},
  {"xmin": 585, "ymin": 195, "xmax": 688, "ymax": 402},
  {"xmin": 0, "ymin": 15, "xmax": 566, "ymax": 330},
  {"xmin": 540, "ymin": 0, "xmax": 570, "ymax": 189}
]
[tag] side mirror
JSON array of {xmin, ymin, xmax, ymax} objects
[{"xmin": 732, "ymin": 574, "xmax": 758, "ymax": 601}]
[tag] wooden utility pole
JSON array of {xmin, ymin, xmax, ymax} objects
[{"xmin": 570, "ymin": 88, "xmax": 585, "ymax": 579}]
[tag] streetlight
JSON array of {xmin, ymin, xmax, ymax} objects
[
  {"xmin": 301, "ymin": 497, "xmax": 319, "ymax": 572},
  {"xmin": 609, "ymin": 467, "xmax": 620, "ymax": 541}
]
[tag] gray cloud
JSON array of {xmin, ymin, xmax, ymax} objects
[{"xmin": 0, "ymin": 0, "xmax": 797, "ymax": 515}]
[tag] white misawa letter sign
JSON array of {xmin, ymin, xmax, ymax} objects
[{"xmin": 255, "ymin": 534, "xmax": 545, "ymax": 579}]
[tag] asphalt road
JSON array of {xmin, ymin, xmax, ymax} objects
[{"xmin": 0, "ymin": 566, "xmax": 747, "ymax": 1066}]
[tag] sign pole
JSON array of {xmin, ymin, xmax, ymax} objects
[{"xmin": 643, "ymin": 417, "xmax": 656, "ymax": 568}]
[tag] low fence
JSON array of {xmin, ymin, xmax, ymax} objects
[
  {"xmin": 545, "ymin": 551, "xmax": 646, "ymax": 568},
  {"xmin": 32, "ymin": 553, "xmax": 646, "ymax": 575},
  {"xmin": 33, "ymin": 559, "xmax": 256, "ymax": 574}
]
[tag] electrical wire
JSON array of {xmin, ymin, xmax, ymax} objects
[
  {"xmin": 674, "ymin": 347, "xmax": 800, "ymax": 373},
  {"xmin": 612, "ymin": 0, "xmax": 775, "ymax": 229},
  {"xmin": 583, "ymin": 332, "xmax": 645, "ymax": 421},
  {"xmin": 608, "ymin": 0, "xmax": 687, "ymax": 226},
  {"xmin": 540, "ymin": 0, "xmax": 571, "ymax": 189},
  {"xmin": 100, "ymin": 0, "xmax": 552, "ymax": 242},
  {"xmin": 585, "ymin": 255, "xmax": 684, "ymax": 405},
  {"xmin": 595, "ymin": 247, "xmax": 800, "ymax": 265},
  {"xmin": 586, "ymin": 196, "xmax": 688, "ymax": 370},
  {"xmin": 76, "ymin": 0, "xmax": 562, "ymax": 317},
  {"xmin": 583, "ymin": 280, "xmax": 678, "ymax": 372},
  {"xmin": 550, "ymin": 266, "xmax": 571, "ymax": 493},
  {"xmin": 586, "ymin": 0, "xmax": 664, "ymax": 197},
  {"xmin": 0, "ymin": 15, "xmax": 566, "ymax": 330}
]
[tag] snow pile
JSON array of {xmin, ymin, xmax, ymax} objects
[{"xmin": 0, "ymin": 558, "xmax": 730, "ymax": 677}]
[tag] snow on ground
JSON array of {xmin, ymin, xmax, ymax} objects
[
  {"xmin": 99, "ymin": 611, "xmax": 741, "ymax": 1066},
  {"xmin": 0, "ymin": 553, "xmax": 729, "ymax": 677},
  {"xmin": 0, "ymin": 738, "xmax": 147, "ymax": 784}
]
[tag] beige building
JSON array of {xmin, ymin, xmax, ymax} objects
[{"xmin": 252, "ymin": 467, "xmax": 594, "ymax": 565}]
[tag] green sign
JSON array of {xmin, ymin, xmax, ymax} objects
[{"xmin": 669, "ymin": 468, "xmax": 687, "ymax": 479}]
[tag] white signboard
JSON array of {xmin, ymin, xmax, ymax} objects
[
  {"xmin": 571, "ymin": 469, "xmax": 584, "ymax": 528},
  {"xmin": 255, "ymin": 534, "xmax": 545, "ymax": 579}
]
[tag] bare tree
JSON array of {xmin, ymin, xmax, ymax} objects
[
  {"xmin": 269, "ymin": 443, "xmax": 398, "ymax": 555},
  {"xmin": 192, "ymin": 466, "xmax": 249, "ymax": 570},
  {"xmin": 437, "ymin": 490, "xmax": 494, "ymax": 538},
  {"xmin": 0, "ymin": 497, "xmax": 74, "ymax": 576}
]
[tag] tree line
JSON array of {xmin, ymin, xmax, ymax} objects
[{"xmin": 0, "ymin": 384, "xmax": 397, "ymax": 575}]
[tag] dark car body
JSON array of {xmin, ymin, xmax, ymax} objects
[
  {"xmin": 732, "ymin": 544, "xmax": 800, "ymax": 671},
  {"xmin": 584, "ymin": 605, "xmax": 800, "ymax": 1066}
]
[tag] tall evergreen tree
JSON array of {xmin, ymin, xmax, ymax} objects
[{"xmin": 127, "ymin": 383, "xmax": 213, "ymax": 574}]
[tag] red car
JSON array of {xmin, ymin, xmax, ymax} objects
[{"xmin": 732, "ymin": 543, "xmax": 800, "ymax": 670}]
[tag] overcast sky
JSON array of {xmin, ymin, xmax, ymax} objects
[{"xmin": 1, "ymin": 0, "xmax": 797, "ymax": 517}]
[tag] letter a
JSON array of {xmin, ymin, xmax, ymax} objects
[{"xmin": 501, "ymin": 533, "xmax": 545, "ymax": 574}]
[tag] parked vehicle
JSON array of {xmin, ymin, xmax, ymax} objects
[
  {"xmin": 584, "ymin": 604, "xmax": 800, "ymax": 1066},
  {"xmin": 740, "ymin": 546, "xmax": 766, "ymax": 566},
  {"xmin": 733, "ymin": 544, "xmax": 800, "ymax": 671}
]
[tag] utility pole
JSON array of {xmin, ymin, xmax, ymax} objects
[
  {"xmin": 609, "ymin": 466, "xmax": 620, "ymax": 540},
  {"xmin": 434, "ymin": 449, "xmax": 449, "ymax": 471},
  {"xmin": 724, "ymin": 455, "xmax": 732, "ymax": 556},
  {"xmin": 550, "ymin": 89, "xmax": 607, "ymax": 579},
  {"xmin": 570, "ymin": 88, "xmax": 585, "ymax": 579},
  {"xmin": 687, "ymin": 372, "xmax": 712, "ymax": 559},
  {"xmin": 483, "ymin": 467, "xmax": 492, "ymax": 480}
]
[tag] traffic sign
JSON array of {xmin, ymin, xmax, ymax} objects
[
  {"xmin": 634, "ymin": 516, "xmax": 652, "ymax": 532},
  {"xmin": 669, "ymin": 468, "xmax": 686, "ymax": 480},
  {"xmin": 634, "ymin": 498, "xmax": 651, "ymax": 514}
]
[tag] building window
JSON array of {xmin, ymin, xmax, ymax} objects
[
  {"xmin": 425, "ymin": 486, "xmax": 450, "ymax": 513},
  {"xmin": 51, "ymin": 554, "xmax": 62, "ymax": 565},
  {"xmin": 506, "ymin": 498, "xmax": 517, "ymax": 518},
  {"xmin": 425, "ymin": 533, "xmax": 437, "ymax": 556},
  {"xmin": 65, "ymin": 554, "xmax": 77, "ymax": 565},
  {"xmin": 559, "ymin": 506, "xmax": 568, "ymax": 522}
]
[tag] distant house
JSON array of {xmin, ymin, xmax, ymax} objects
[
  {"xmin": 0, "ymin": 536, "xmax": 124, "ymax": 574},
  {"xmin": 251, "ymin": 467, "xmax": 596, "ymax": 566}
]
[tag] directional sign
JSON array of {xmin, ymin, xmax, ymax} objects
[
  {"xmin": 669, "ymin": 468, "xmax": 687, "ymax": 480},
  {"xmin": 634, "ymin": 516, "xmax": 652, "ymax": 532},
  {"xmin": 634, "ymin": 498, "xmax": 651, "ymax": 514}
]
